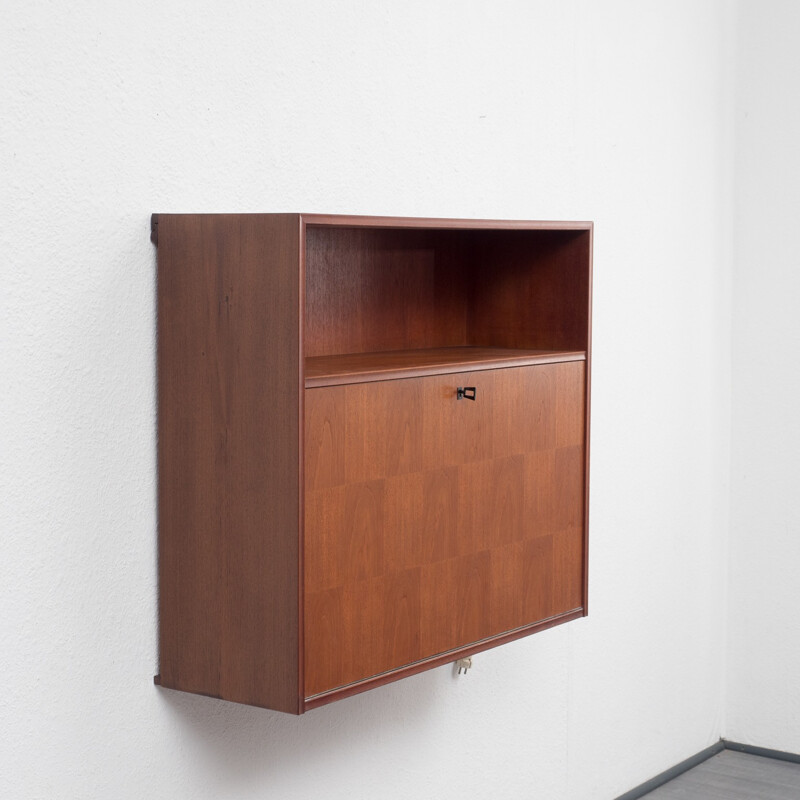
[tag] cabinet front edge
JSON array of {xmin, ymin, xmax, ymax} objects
[{"xmin": 300, "ymin": 213, "xmax": 593, "ymax": 231}]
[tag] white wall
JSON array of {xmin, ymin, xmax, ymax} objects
[
  {"xmin": 2, "ymin": 3, "xmax": 733, "ymax": 798},
  {"xmin": 727, "ymin": 0, "xmax": 800, "ymax": 752}
]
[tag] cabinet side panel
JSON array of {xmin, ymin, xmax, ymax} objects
[
  {"xmin": 157, "ymin": 214, "xmax": 301, "ymax": 713},
  {"xmin": 158, "ymin": 216, "xmax": 221, "ymax": 699}
]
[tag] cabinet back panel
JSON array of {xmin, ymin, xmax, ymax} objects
[
  {"xmin": 467, "ymin": 229, "xmax": 591, "ymax": 352},
  {"xmin": 303, "ymin": 361, "xmax": 585, "ymax": 698},
  {"xmin": 304, "ymin": 227, "xmax": 468, "ymax": 357}
]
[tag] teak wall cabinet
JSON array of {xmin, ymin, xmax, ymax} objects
[{"xmin": 153, "ymin": 214, "xmax": 592, "ymax": 714}]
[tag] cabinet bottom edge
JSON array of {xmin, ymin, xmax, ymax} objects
[
  {"xmin": 303, "ymin": 607, "xmax": 584, "ymax": 711},
  {"xmin": 154, "ymin": 675, "xmax": 302, "ymax": 715}
]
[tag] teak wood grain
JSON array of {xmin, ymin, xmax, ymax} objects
[
  {"xmin": 468, "ymin": 230, "xmax": 591, "ymax": 352},
  {"xmin": 305, "ymin": 225, "xmax": 590, "ymax": 359},
  {"xmin": 156, "ymin": 214, "xmax": 302, "ymax": 713},
  {"xmin": 305, "ymin": 346, "xmax": 585, "ymax": 387},
  {"xmin": 303, "ymin": 362, "xmax": 585, "ymax": 699},
  {"xmin": 304, "ymin": 227, "xmax": 468, "ymax": 357},
  {"xmin": 154, "ymin": 213, "xmax": 592, "ymax": 713}
]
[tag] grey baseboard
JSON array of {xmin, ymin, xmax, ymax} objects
[
  {"xmin": 615, "ymin": 741, "xmax": 724, "ymax": 800},
  {"xmin": 722, "ymin": 739, "xmax": 800, "ymax": 765},
  {"xmin": 616, "ymin": 738, "xmax": 800, "ymax": 799}
]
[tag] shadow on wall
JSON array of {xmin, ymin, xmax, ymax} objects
[{"xmin": 154, "ymin": 668, "xmax": 442, "ymax": 782}]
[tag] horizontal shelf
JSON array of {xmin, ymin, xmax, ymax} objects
[{"xmin": 304, "ymin": 346, "xmax": 586, "ymax": 388}]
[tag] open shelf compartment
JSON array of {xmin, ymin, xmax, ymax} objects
[{"xmin": 303, "ymin": 221, "xmax": 591, "ymax": 385}]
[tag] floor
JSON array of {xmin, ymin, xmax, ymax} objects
[{"xmin": 641, "ymin": 751, "xmax": 800, "ymax": 799}]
